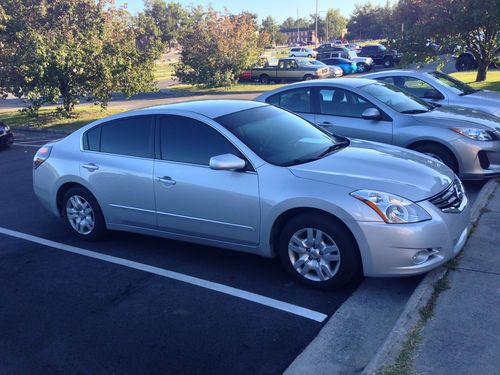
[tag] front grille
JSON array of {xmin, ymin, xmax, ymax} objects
[{"xmin": 429, "ymin": 179, "xmax": 465, "ymax": 213}]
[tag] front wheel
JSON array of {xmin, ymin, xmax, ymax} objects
[
  {"xmin": 303, "ymin": 74, "xmax": 314, "ymax": 81},
  {"xmin": 278, "ymin": 214, "xmax": 362, "ymax": 289},
  {"xmin": 62, "ymin": 186, "xmax": 107, "ymax": 241}
]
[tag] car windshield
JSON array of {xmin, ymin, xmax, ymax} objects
[
  {"xmin": 361, "ymin": 82, "xmax": 434, "ymax": 114},
  {"xmin": 429, "ymin": 71, "xmax": 478, "ymax": 95},
  {"xmin": 215, "ymin": 105, "xmax": 347, "ymax": 166}
]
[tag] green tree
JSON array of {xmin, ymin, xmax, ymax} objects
[
  {"xmin": 392, "ymin": 0, "xmax": 499, "ymax": 81},
  {"xmin": 144, "ymin": 0, "xmax": 188, "ymax": 51},
  {"xmin": 347, "ymin": 1, "xmax": 392, "ymax": 40},
  {"xmin": 0, "ymin": 0, "xmax": 161, "ymax": 116},
  {"xmin": 280, "ymin": 17, "xmax": 309, "ymax": 31},
  {"xmin": 261, "ymin": 16, "xmax": 280, "ymax": 46},
  {"xmin": 312, "ymin": 9, "xmax": 348, "ymax": 41},
  {"xmin": 175, "ymin": 10, "xmax": 265, "ymax": 87}
]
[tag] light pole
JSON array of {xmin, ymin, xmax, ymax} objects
[
  {"xmin": 318, "ymin": 10, "xmax": 329, "ymax": 43},
  {"xmin": 315, "ymin": 0, "xmax": 319, "ymax": 46}
]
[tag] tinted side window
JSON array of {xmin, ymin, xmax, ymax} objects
[
  {"xmin": 266, "ymin": 88, "xmax": 312, "ymax": 113},
  {"xmin": 160, "ymin": 116, "xmax": 242, "ymax": 166},
  {"xmin": 100, "ymin": 116, "xmax": 153, "ymax": 158},
  {"xmin": 319, "ymin": 88, "xmax": 373, "ymax": 118},
  {"xmin": 85, "ymin": 126, "xmax": 100, "ymax": 151}
]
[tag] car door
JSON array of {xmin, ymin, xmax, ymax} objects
[
  {"xmin": 314, "ymin": 87, "xmax": 393, "ymax": 144},
  {"xmin": 80, "ymin": 116, "xmax": 156, "ymax": 228},
  {"xmin": 265, "ymin": 87, "xmax": 315, "ymax": 123},
  {"xmin": 154, "ymin": 115, "xmax": 260, "ymax": 245}
]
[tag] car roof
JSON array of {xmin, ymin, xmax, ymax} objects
[
  {"xmin": 258, "ymin": 78, "xmax": 378, "ymax": 94},
  {"xmin": 364, "ymin": 70, "xmax": 435, "ymax": 79},
  {"xmin": 134, "ymin": 100, "xmax": 267, "ymax": 119}
]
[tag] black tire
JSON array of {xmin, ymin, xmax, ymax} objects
[
  {"xmin": 307, "ymin": 54, "xmax": 312, "ymax": 58},
  {"xmin": 303, "ymin": 74, "xmax": 314, "ymax": 81},
  {"xmin": 290, "ymin": 54, "xmax": 295, "ymax": 57},
  {"xmin": 62, "ymin": 186, "xmax": 107, "ymax": 241},
  {"xmin": 383, "ymin": 56, "xmax": 394, "ymax": 68},
  {"xmin": 455, "ymin": 56, "xmax": 475, "ymax": 71},
  {"xmin": 412, "ymin": 143, "xmax": 458, "ymax": 174},
  {"xmin": 356, "ymin": 63, "xmax": 367, "ymax": 73},
  {"xmin": 278, "ymin": 213, "xmax": 362, "ymax": 290},
  {"xmin": 259, "ymin": 74, "xmax": 271, "ymax": 84}
]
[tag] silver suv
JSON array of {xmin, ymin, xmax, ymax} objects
[{"xmin": 33, "ymin": 100, "xmax": 469, "ymax": 289}]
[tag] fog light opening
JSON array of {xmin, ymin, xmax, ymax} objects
[{"xmin": 413, "ymin": 250, "xmax": 430, "ymax": 265}]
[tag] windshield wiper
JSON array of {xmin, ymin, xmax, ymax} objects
[
  {"xmin": 316, "ymin": 141, "xmax": 350, "ymax": 158},
  {"xmin": 400, "ymin": 109, "xmax": 431, "ymax": 114}
]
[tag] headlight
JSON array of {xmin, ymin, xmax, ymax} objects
[
  {"xmin": 350, "ymin": 190, "xmax": 431, "ymax": 224},
  {"xmin": 451, "ymin": 127, "xmax": 494, "ymax": 141}
]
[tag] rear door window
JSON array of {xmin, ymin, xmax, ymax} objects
[
  {"xmin": 98, "ymin": 116, "xmax": 154, "ymax": 158},
  {"xmin": 267, "ymin": 88, "xmax": 312, "ymax": 113}
]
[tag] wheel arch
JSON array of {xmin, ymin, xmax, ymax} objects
[
  {"xmin": 56, "ymin": 181, "xmax": 99, "ymax": 216},
  {"xmin": 269, "ymin": 207, "xmax": 361, "ymax": 264},
  {"xmin": 406, "ymin": 139, "xmax": 460, "ymax": 171}
]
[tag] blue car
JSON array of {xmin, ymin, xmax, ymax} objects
[{"xmin": 321, "ymin": 57, "xmax": 358, "ymax": 75}]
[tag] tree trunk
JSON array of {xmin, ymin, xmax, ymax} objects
[{"xmin": 476, "ymin": 61, "xmax": 489, "ymax": 82}]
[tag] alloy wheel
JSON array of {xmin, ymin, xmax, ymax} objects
[
  {"xmin": 287, "ymin": 227, "xmax": 341, "ymax": 282},
  {"xmin": 66, "ymin": 195, "xmax": 95, "ymax": 235}
]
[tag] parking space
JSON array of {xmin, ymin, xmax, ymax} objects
[{"xmin": 0, "ymin": 130, "xmax": 484, "ymax": 373}]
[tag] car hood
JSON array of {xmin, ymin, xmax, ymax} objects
[
  {"xmin": 412, "ymin": 106, "xmax": 500, "ymax": 130},
  {"xmin": 289, "ymin": 139, "xmax": 453, "ymax": 201}
]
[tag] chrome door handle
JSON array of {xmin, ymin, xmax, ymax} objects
[
  {"xmin": 82, "ymin": 163, "xmax": 99, "ymax": 172},
  {"xmin": 157, "ymin": 176, "xmax": 176, "ymax": 186}
]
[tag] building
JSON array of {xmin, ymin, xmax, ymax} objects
[{"xmin": 281, "ymin": 28, "xmax": 318, "ymax": 45}]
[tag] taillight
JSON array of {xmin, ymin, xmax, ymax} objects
[{"xmin": 33, "ymin": 146, "xmax": 52, "ymax": 169}]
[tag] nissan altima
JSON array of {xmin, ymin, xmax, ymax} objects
[
  {"xmin": 33, "ymin": 100, "xmax": 469, "ymax": 289},
  {"xmin": 256, "ymin": 79, "xmax": 500, "ymax": 179}
]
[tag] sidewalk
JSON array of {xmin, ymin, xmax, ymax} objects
[{"xmin": 413, "ymin": 181, "xmax": 500, "ymax": 374}]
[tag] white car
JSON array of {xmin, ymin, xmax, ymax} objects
[{"xmin": 289, "ymin": 47, "xmax": 317, "ymax": 58}]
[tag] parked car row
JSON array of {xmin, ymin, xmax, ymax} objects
[{"xmin": 32, "ymin": 70, "xmax": 499, "ymax": 291}]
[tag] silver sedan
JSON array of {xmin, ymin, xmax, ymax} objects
[
  {"xmin": 364, "ymin": 70, "xmax": 500, "ymax": 118},
  {"xmin": 255, "ymin": 78, "xmax": 500, "ymax": 179},
  {"xmin": 33, "ymin": 100, "xmax": 469, "ymax": 289}
]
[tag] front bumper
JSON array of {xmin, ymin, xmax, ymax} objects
[
  {"xmin": 352, "ymin": 196, "xmax": 470, "ymax": 277},
  {"xmin": 450, "ymin": 138, "xmax": 500, "ymax": 180},
  {"xmin": 0, "ymin": 131, "xmax": 14, "ymax": 147}
]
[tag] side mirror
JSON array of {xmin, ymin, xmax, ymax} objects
[
  {"xmin": 423, "ymin": 90, "xmax": 444, "ymax": 100},
  {"xmin": 209, "ymin": 154, "xmax": 246, "ymax": 171},
  {"xmin": 361, "ymin": 108, "xmax": 382, "ymax": 120}
]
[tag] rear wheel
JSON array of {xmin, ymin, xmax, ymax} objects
[
  {"xmin": 356, "ymin": 63, "xmax": 367, "ymax": 73},
  {"xmin": 383, "ymin": 56, "xmax": 394, "ymax": 68},
  {"xmin": 455, "ymin": 55, "xmax": 475, "ymax": 71},
  {"xmin": 259, "ymin": 74, "xmax": 271, "ymax": 84},
  {"xmin": 278, "ymin": 214, "xmax": 362, "ymax": 289},
  {"xmin": 412, "ymin": 143, "xmax": 458, "ymax": 173},
  {"xmin": 307, "ymin": 54, "xmax": 312, "ymax": 58},
  {"xmin": 62, "ymin": 186, "xmax": 107, "ymax": 241}
]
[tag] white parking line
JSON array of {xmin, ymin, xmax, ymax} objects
[
  {"xmin": 13, "ymin": 143, "xmax": 44, "ymax": 148},
  {"xmin": 0, "ymin": 226, "xmax": 328, "ymax": 323}
]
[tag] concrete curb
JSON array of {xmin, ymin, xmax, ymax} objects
[
  {"xmin": 11, "ymin": 127, "xmax": 72, "ymax": 136},
  {"xmin": 361, "ymin": 178, "xmax": 499, "ymax": 374}
]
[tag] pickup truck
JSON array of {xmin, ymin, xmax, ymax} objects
[{"xmin": 247, "ymin": 58, "xmax": 332, "ymax": 84}]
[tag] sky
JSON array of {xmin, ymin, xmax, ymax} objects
[{"xmin": 115, "ymin": 0, "xmax": 390, "ymax": 22}]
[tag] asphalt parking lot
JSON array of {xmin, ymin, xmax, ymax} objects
[{"xmin": 0, "ymin": 130, "xmax": 485, "ymax": 374}]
